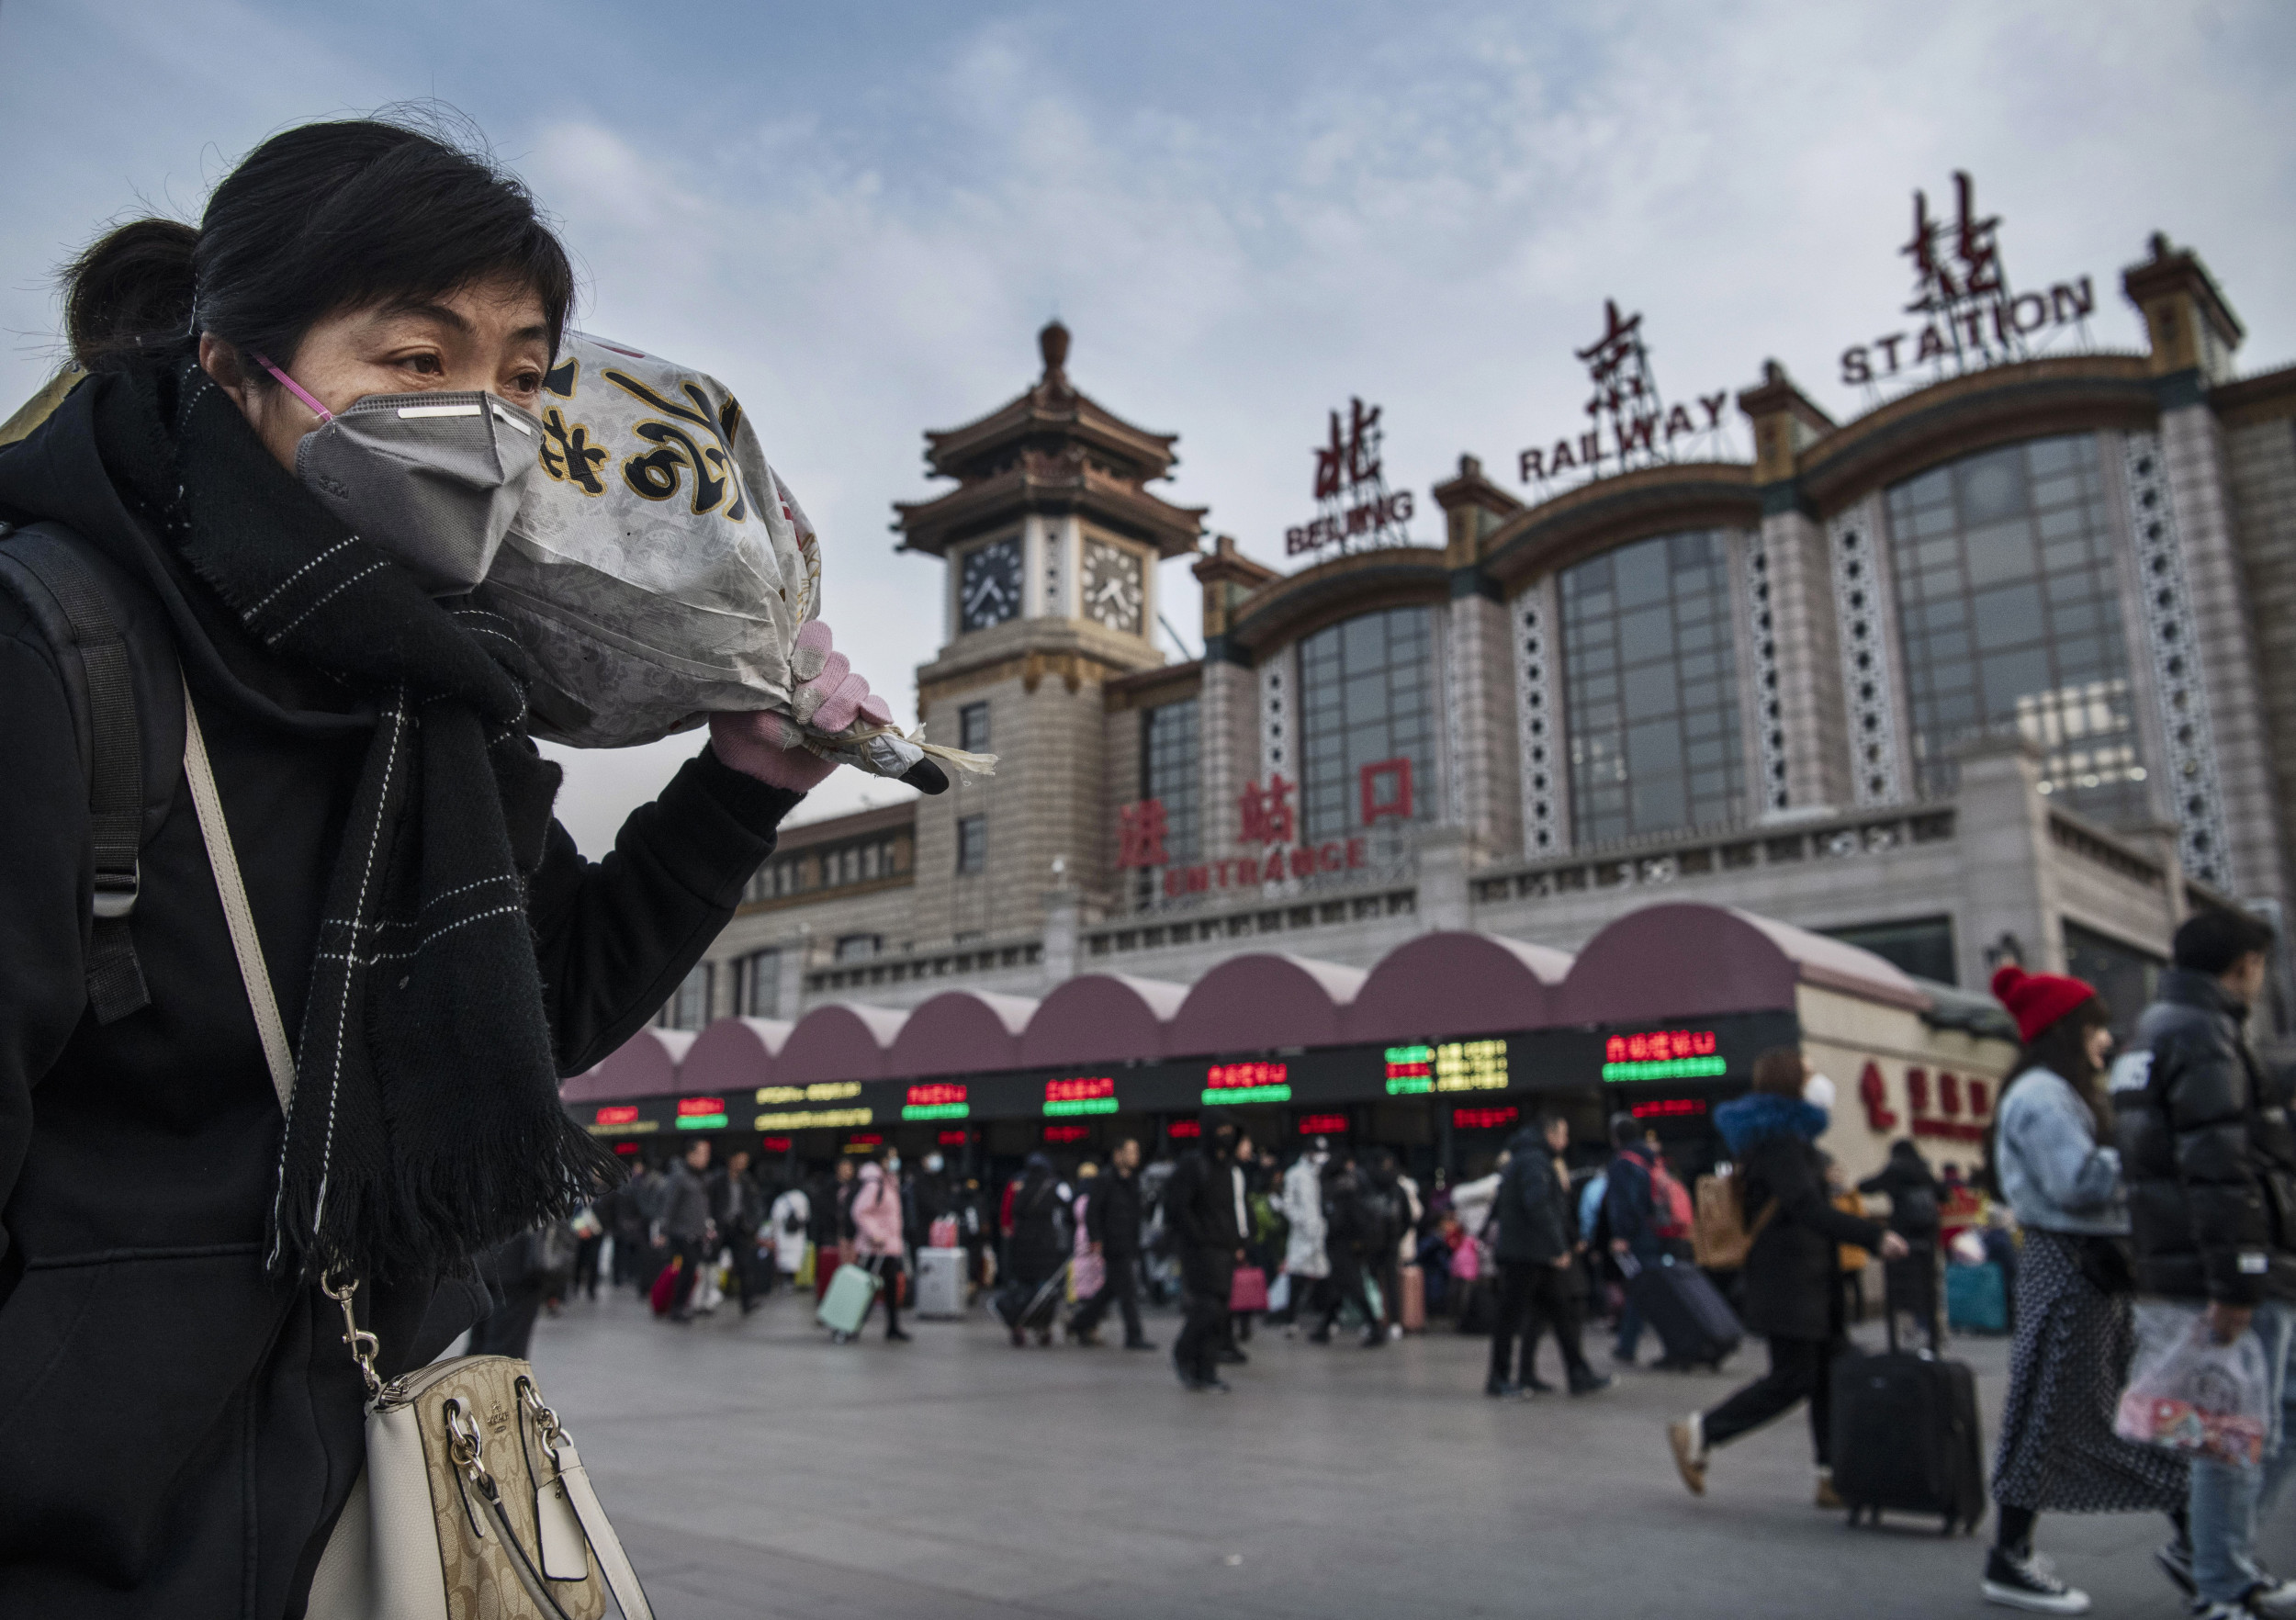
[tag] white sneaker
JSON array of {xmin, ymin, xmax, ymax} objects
[
  {"xmin": 2248, "ymin": 1576, "xmax": 2296, "ymax": 1620},
  {"xmin": 1982, "ymin": 1547, "xmax": 2090, "ymax": 1614}
]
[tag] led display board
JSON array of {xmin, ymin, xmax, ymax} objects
[
  {"xmin": 758, "ymin": 1135, "xmax": 793, "ymax": 1153},
  {"xmin": 1203, "ymin": 1061, "xmax": 1290, "ymax": 1106},
  {"xmin": 1045, "ymin": 1076, "xmax": 1120, "ymax": 1117},
  {"xmin": 1384, "ymin": 1045, "xmax": 1434, "ymax": 1096},
  {"xmin": 752, "ymin": 1106, "xmax": 873, "ymax": 1131},
  {"xmin": 902, "ymin": 1082, "xmax": 970, "ymax": 1121},
  {"xmin": 1435, "ymin": 1039, "xmax": 1508, "ymax": 1092},
  {"xmin": 1629, "ymin": 1097, "xmax": 1709, "ymax": 1119},
  {"xmin": 1043, "ymin": 1124, "xmax": 1092, "ymax": 1144},
  {"xmin": 1601, "ymin": 1029, "xmax": 1725, "ymax": 1082},
  {"xmin": 755, "ymin": 1082, "xmax": 864, "ymax": 1104},
  {"xmin": 1166, "ymin": 1118, "xmax": 1201, "ymax": 1139},
  {"xmin": 1297, "ymin": 1112, "xmax": 1350, "ymax": 1135},
  {"xmin": 1452, "ymin": 1106, "xmax": 1519, "ymax": 1131},
  {"xmin": 676, "ymin": 1096, "xmax": 729, "ymax": 1130}
]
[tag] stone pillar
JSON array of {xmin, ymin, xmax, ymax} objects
[
  {"xmin": 1750, "ymin": 508, "xmax": 1850, "ymax": 814},
  {"xmin": 1952, "ymin": 737, "xmax": 2058, "ymax": 982},
  {"xmin": 1417, "ymin": 825, "xmax": 1471, "ymax": 933},
  {"xmin": 777, "ymin": 934, "xmax": 808, "ymax": 1022},
  {"xmin": 1041, "ymin": 884, "xmax": 1078, "ymax": 985},
  {"xmin": 1445, "ymin": 579, "xmax": 1519, "ymax": 859}
]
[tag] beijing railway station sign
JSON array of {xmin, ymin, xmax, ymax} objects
[
  {"xmin": 1516, "ymin": 299, "xmax": 1733, "ymax": 489},
  {"xmin": 1117, "ymin": 759, "xmax": 1416, "ymax": 897},
  {"xmin": 1285, "ymin": 397, "xmax": 1415, "ymax": 558},
  {"xmin": 1838, "ymin": 170, "xmax": 2095, "ymax": 388}
]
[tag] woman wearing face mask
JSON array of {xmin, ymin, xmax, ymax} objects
[{"xmin": 0, "ymin": 118, "xmax": 883, "ymax": 1615}]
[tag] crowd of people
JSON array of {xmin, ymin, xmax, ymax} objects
[{"xmin": 525, "ymin": 905, "xmax": 2296, "ymax": 1618}]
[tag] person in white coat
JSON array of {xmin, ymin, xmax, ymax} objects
[
  {"xmin": 769, "ymin": 1184, "xmax": 812, "ymax": 1285},
  {"xmin": 1281, "ymin": 1139, "xmax": 1334, "ymax": 1327}
]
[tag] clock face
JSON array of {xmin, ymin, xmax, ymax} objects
[
  {"xmin": 959, "ymin": 536, "xmax": 1022, "ymax": 633},
  {"xmin": 1081, "ymin": 539, "xmax": 1144, "ymax": 636}
]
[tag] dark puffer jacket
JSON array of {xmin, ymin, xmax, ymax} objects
[
  {"xmin": 1492, "ymin": 1127, "xmax": 1574, "ymax": 1266},
  {"xmin": 1716, "ymin": 1095, "xmax": 1886, "ymax": 1342},
  {"xmin": 2118, "ymin": 969, "xmax": 2296, "ymax": 1305}
]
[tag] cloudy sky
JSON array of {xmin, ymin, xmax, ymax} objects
[{"xmin": 5, "ymin": 0, "xmax": 2290, "ymax": 850}]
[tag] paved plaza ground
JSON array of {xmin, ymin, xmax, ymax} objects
[{"xmin": 524, "ymin": 1285, "xmax": 2293, "ymax": 1620}]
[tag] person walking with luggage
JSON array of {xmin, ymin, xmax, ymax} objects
[
  {"xmin": 1489, "ymin": 1115, "xmax": 1612, "ymax": 1397},
  {"xmin": 709, "ymin": 1148, "xmax": 767, "ymax": 1316},
  {"xmin": 2120, "ymin": 908, "xmax": 2296, "ymax": 1619},
  {"xmin": 1308, "ymin": 1155, "xmax": 1387, "ymax": 1349},
  {"xmin": 1668, "ymin": 1049, "xmax": 1904, "ymax": 1504},
  {"xmin": 1971, "ymin": 964, "xmax": 2190, "ymax": 1614},
  {"xmin": 1606, "ymin": 1117, "xmax": 1666, "ymax": 1365},
  {"xmin": 1280, "ymin": 1138, "xmax": 1334, "ymax": 1330},
  {"xmin": 769, "ymin": 1179, "xmax": 812, "ymax": 1292},
  {"xmin": 1004, "ymin": 1153, "xmax": 1071, "ymax": 1346},
  {"xmin": 662, "ymin": 1139, "xmax": 717, "ymax": 1322},
  {"xmin": 1862, "ymin": 1138, "xmax": 1944, "ymax": 1345},
  {"xmin": 1074, "ymin": 1137, "xmax": 1154, "ymax": 1350},
  {"xmin": 849, "ymin": 1156, "xmax": 910, "ymax": 1343},
  {"xmin": 1167, "ymin": 1112, "xmax": 1250, "ymax": 1389}
]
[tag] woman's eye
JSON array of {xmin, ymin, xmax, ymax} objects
[{"xmin": 400, "ymin": 354, "xmax": 443, "ymax": 376}]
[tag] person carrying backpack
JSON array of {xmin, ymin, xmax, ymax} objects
[
  {"xmin": 1667, "ymin": 1049, "xmax": 1904, "ymax": 1506},
  {"xmin": 0, "ymin": 117, "xmax": 892, "ymax": 1614},
  {"xmin": 1605, "ymin": 1118, "xmax": 1664, "ymax": 1363}
]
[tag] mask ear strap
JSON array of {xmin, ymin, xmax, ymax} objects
[{"xmin": 250, "ymin": 353, "xmax": 334, "ymax": 424}]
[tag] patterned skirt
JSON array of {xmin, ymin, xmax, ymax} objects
[{"xmin": 1991, "ymin": 1228, "xmax": 2188, "ymax": 1513}]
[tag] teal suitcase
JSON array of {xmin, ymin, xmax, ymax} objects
[
  {"xmin": 1945, "ymin": 1261, "xmax": 2007, "ymax": 1334},
  {"xmin": 818, "ymin": 1261, "xmax": 881, "ymax": 1342}
]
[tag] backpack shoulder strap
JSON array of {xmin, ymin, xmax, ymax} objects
[{"xmin": 0, "ymin": 520, "xmax": 183, "ymax": 1023}]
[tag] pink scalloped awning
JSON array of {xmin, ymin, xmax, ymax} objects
[
  {"xmin": 1165, "ymin": 954, "xmax": 1364, "ymax": 1058},
  {"xmin": 1344, "ymin": 930, "xmax": 1572, "ymax": 1045},
  {"xmin": 680, "ymin": 1017, "xmax": 793, "ymax": 1096},
  {"xmin": 1554, "ymin": 901, "xmax": 1929, "ymax": 1024},
  {"xmin": 773, "ymin": 1003, "xmax": 908, "ymax": 1086},
  {"xmin": 1019, "ymin": 973, "xmax": 1187, "ymax": 1068},
  {"xmin": 885, "ymin": 990, "xmax": 1039, "ymax": 1078}
]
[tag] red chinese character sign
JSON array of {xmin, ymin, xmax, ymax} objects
[
  {"xmin": 1115, "ymin": 799, "xmax": 1169, "ymax": 871},
  {"xmin": 1840, "ymin": 170, "xmax": 2097, "ymax": 391},
  {"xmin": 1360, "ymin": 758, "xmax": 1412, "ymax": 827},
  {"xmin": 1852, "ymin": 1062, "xmax": 1998, "ymax": 1143},
  {"xmin": 1238, "ymin": 774, "xmax": 1297, "ymax": 845},
  {"xmin": 1285, "ymin": 397, "xmax": 1413, "ymax": 559},
  {"xmin": 1518, "ymin": 299, "xmax": 1733, "ymax": 491}
]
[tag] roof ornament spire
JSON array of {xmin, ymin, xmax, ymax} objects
[{"xmin": 1038, "ymin": 319, "xmax": 1071, "ymax": 391}]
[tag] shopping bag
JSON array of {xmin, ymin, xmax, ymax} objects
[
  {"xmin": 929, "ymin": 1215, "xmax": 960, "ymax": 1249},
  {"xmin": 648, "ymin": 1254, "xmax": 683, "ymax": 1316},
  {"xmin": 1266, "ymin": 1273, "xmax": 1292, "ymax": 1315},
  {"xmin": 793, "ymin": 1243, "xmax": 816, "ymax": 1291},
  {"xmin": 1229, "ymin": 1266, "xmax": 1270, "ymax": 1312},
  {"xmin": 2113, "ymin": 1300, "xmax": 2272, "ymax": 1467}
]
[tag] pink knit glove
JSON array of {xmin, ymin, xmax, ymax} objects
[{"xmin": 709, "ymin": 621, "xmax": 894, "ymax": 792}]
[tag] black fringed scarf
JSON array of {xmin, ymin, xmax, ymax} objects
[{"xmin": 98, "ymin": 358, "xmax": 619, "ymax": 1283}]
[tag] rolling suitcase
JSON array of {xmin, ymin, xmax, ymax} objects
[
  {"xmin": 1399, "ymin": 1264, "xmax": 1427, "ymax": 1333},
  {"xmin": 1830, "ymin": 1280, "xmax": 1986, "ymax": 1533},
  {"xmin": 916, "ymin": 1246, "xmax": 965, "ymax": 1319},
  {"xmin": 1628, "ymin": 1254, "xmax": 1742, "ymax": 1369},
  {"xmin": 817, "ymin": 1260, "xmax": 882, "ymax": 1343}
]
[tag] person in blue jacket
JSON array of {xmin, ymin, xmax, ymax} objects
[{"xmin": 1604, "ymin": 1116, "xmax": 1663, "ymax": 1363}]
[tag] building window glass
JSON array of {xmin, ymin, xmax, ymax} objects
[
  {"xmin": 1297, "ymin": 606, "xmax": 1435, "ymax": 841},
  {"xmin": 834, "ymin": 933, "xmax": 882, "ymax": 962},
  {"xmin": 2063, "ymin": 921, "xmax": 2163, "ymax": 1042},
  {"xmin": 742, "ymin": 949, "xmax": 782, "ymax": 1018},
  {"xmin": 1559, "ymin": 530, "xmax": 1744, "ymax": 844},
  {"xmin": 960, "ymin": 702, "xmax": 992, "ymax": 755},
  {"xmin": 1139, "ymin": 698, "xmax": 1200, "ymax": 904},
  {"xmin": 1884, "ymin": 434, "xmax": 2144, "ymax": 825},
  {"xmin": 1821, "ymin": 916, "xmax": 1957, "ymax": 986},
  {"xmin": 661, "ymin": 962, "xmax": 713, "ymax": 1030},
  {"xmin": 956, "ymin": 815, "xmax": 987, "ymax": 873}
]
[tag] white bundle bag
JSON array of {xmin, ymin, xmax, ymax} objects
[{"xmin": 479, "ymin": 333, "xmax": 987, "ymax": 786}]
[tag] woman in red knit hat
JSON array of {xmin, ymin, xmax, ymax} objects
[{"xmin": 1978, "ymin": 965, "xmax": 2189, "ymax": 1614}]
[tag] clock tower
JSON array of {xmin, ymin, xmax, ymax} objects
[{"xmin": 895, "ymin": 321, "xmax": 1206, "ymax": 944}]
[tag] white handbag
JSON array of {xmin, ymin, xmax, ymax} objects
[{"xmin": 182, "ymin": 680, "xmax": 655, "ymax": 1620}]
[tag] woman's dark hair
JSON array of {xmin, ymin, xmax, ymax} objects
[
  {"xmin": 1750, "ymin": 1045, "xmax": 1807, "ymax": 1098},
  {"xmin": 1986, "ymin": 994, "xmax": 2114, "ymax": 1193},
  {"xmin": 65, "ymin": 114, "xmax": 573, "ymax": 375}
]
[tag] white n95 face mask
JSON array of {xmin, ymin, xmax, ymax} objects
[{"xmin": 257, "ymin": 355, "xmax": 541, "ymax": 595}]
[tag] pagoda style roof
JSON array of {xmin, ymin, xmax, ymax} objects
[{"xmin": 895, "ymin": 321, "xmax": 1207, "ymax": 559}]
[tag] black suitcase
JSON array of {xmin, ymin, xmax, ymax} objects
[
  {"xmin": 1628, "ymin": 1254, "xmax": 1743, "ymax": 1370},
  {"xmin": 1829, "ymin": 1293, "xmax": 1986, "ymax": 1533}
]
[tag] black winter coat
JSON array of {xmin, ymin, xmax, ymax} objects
[
  {"xmin": 1086, "ymin": 1166, "xmax": 1145, "ymax": 1257},
  {"xmin": 1492, "ymin": 1131, "xmax": 1575, "ymax": 1266},
  {"xmin": 2119, "ymin": 969, "xmax": 2296, "ymax": 1305},
  {"xmin": 1007, "ymin": 1173, "xmax": 1070, "ymax": 1284},
  {"xmin": 1165, "ymin": 1149, "xmax": 1245, "ymax": 1282},
  {"xmin": 1734, "ymin": 1132, "xmax": 1886, "ymax": 1342},
  {"xmin": 0, "ymin": 376, "xmax": 796, "ymax": 1616}
]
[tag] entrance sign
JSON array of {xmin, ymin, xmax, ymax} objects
[
  {"xmin": 901, "ymin": 1082, "xmax": 970, "ymax": 1121},
  {"xmin": 1044, "ymin": 1076, "xmax": 1120, "ymax": 1117},
  {"xmin": 675, "ymin": 1095, "xmax": 729, "ymax": 1130},
  {"xmin": 1203, "ymin": 1061, "xmax": 1291, "ymax": 1106},
  {"xmin": 1285, "ymin": 397, "xmax": 1415, "ymax": 558},
  {"xmin": 1602, "ymin": 1029, "xmax": 1724, "ymax": 1082},
  {"xmin": 1840, "ymin": 171, "xmax": 2094, "ymax": 388}
]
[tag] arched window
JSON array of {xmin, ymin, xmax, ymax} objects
[
  {"xmin": 1559, "ymin": 530, "xmax": 1744, "ymax": 843},
  {"xmin": 1297, "ymin": 605, "xmax": 1435, "ymax": 841},
  {"xmin": 1883, "ymin": 434, "xmax": 2144, "ymax": 823}
]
